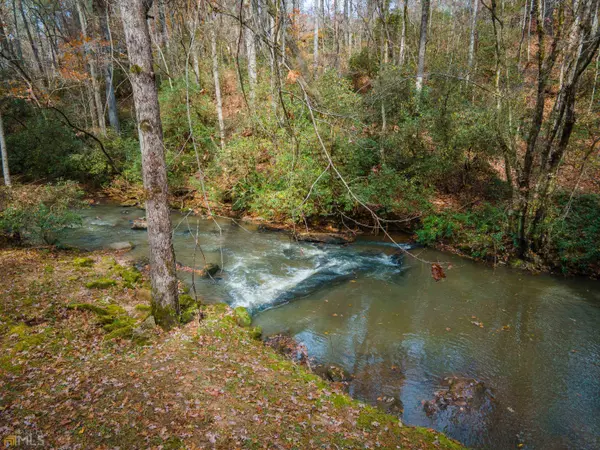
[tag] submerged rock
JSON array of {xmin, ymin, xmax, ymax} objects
[
  {"xmin": 423, "ymin": 376, "xmax": 494, "ymax": 416},
  {"xmin": 131, "ymin": 217, "xmax": 148, "ymax": 230},
  {"xmin": 264, "ymin": 333, "xmax": 309, "ymax": 364},
  {"xmin": 108, "ymin": 241, "xmax": 135, "ymax": 251},
  {"xmin": 351, "ymin": 363, "xmax": 405, "ymax": 415},
  {"xmin": 314, "ymin": 364, "xmax": 352, "ymax": 383},
  {"xmin": 295, "ymin": 232, "xmax": 355, "ymax": 245},
  {"xmin": 176, "ymin": 262, "xmax": 221, "ymax": 278}
]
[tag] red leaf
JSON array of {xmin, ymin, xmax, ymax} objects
[{"xmin": 431, "ymin": 263, "xmax": 446, "ymax": 281}]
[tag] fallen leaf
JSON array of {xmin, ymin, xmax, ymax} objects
[{"xmin": 431, "ymin": 263, "xmax": 446, "ymax": 281}]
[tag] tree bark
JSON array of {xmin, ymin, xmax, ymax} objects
[
  {"xmin": 0, "ymin": 109, "xmax": 11, "ymax": 186},
  {"xmin": 416, "ymin": 0, "xmax": 430, "ymax": 93},
  {"xmin": 398, "ymin": 0, "xmax": 408, "ymax": 67},
  {"xmin": 98, "ymin": 2, "xmax": 120, "ymax": 133},
  {"xmin": 313, "ymin": 0, "xmax": 320, "ymax": 72},
  {"xmin": 119, "ymin": 0, "xmax": 179, "ymax": 330},
  {"xmin": 77, "ymin": 0, "xmax": 107, "ymax": 136},
  {"xmin": 466, "ymin": 0, "xmax": 479, "ymax": 81},
  {"xmin": 245, "ymin": 0, "xmax": 257, "ymax": 108},
  {"xmin": 18, "ymin": 0, "xmax": 44, "ymax": 78},
  {"xmin": 210, "ymin": 18, "xmax": 225, "ymax": 149}
]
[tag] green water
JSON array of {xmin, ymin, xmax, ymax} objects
[{"xmin": 66, "ymin": 204, "xmax": 600, "ymax": 449}]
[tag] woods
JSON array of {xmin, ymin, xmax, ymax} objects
[
  {"xmin": 0, "ymin": 0, "xmax": 599, "ymax": 277},
  {"xmin": 1, "ymin": 1, "xmax": 600, "ymax": 447}
]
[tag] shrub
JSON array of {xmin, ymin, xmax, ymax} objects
[
  {"xmin": 416, "ymin": 203, "xmax": 510, "ymax": 260},
  {"xmin": 549, "ymin": 193, "xmax": 600, "ymax": 275},
  {"xmin": 0, "ymin": 182, "xmax": 86, "ymax": 245}
]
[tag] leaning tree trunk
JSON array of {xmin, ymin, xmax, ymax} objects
[
  {"xmin": 119, "ymin": 0, "xmax": 179, "ymax": 329},
  {"xmin": 0, "ymin": 109, "xmax": 11, "ymax": 186},
  {"xmin": 416, "ymin": 0, "xmax": 430, "ymax": 93}
]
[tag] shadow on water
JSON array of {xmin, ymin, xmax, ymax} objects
[{"xmin": 66, "ymin": 204, "xmax": 600, "ymax": 450}]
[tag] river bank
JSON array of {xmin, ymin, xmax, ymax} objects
[
  {"xmin": 0, "ymin": 247, "xmax": 463, "ymax": 449},
  {"xmin": 98, "ymin": 186, "xmax": 600, "ymax": 279}
]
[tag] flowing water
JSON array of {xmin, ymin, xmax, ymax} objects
[{"xmin": 66, "ymin": 204, "xmax": 600, "ymax": 450}]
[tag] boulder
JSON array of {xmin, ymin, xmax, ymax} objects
[
  {"xmin": 131, "ymin": 217, "xmax": 148, "ymax": 230},
  {"xmin": 108, "ymin": 241, "xmax": 135, "ymax": 251},
  {"xmin": 295, "ymin": 232, "xmax": 354, "ymax": 245},
  {"xmin": 201, "ymin": 263, "xmax": 220, "ymax": 277}
]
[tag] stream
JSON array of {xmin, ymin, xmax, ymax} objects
[{"xmin": 65, "ymin": 204, "xmax": 600, "ymax": 450}]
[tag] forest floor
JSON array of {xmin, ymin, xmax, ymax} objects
[{"xmin": 0, "ymin": 247, "xmax": 464, "ymax": 449}]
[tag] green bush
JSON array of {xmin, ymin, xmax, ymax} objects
[
  {"xmin": 416, "ymin": 204, "xmax": 510, "ymax": 259},
  {"xmin": 550, "ymin": 193, "xmax": 600, "ymax": 275},
  {"xmin": 0, "ymin": 182, "xmax": 86, "ymax": 245}
]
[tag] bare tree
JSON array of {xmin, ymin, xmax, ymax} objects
[
  {"xmin": 313, "ymin": 0, "xmax": 320, "ymax": 72},
  {"xmin": 119, "ymin": 0, "xmax": 179, "ymax": 329},
  {"xmin": 210, "ymin": 15, "xmax": 225, "ymax": 149},
  {"xmin": 466, "ymin": 0, "xmax": 479, "ymax": 81},
  {"xmin": 0, "ymin": 108, "xmax": 10, "ymax": 186},
  {"xmin": 76, "ymin": 0, "xmax": 106, "ymax": 136},
  {"xmin": 416, "ymin": 0, "xmax": 430, "ymax": 93},
  {"xmin": 245, "ymin": 0, "xmax": 257, "ymax": 108}
]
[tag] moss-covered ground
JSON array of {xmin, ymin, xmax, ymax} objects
[{"xmin": 0, "ymin": 248, "xmax": 464, "ymax": 449}]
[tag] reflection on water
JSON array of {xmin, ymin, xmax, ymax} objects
[{"xmin": 66, "ymin": 204, "xmax": 600, "ymax": 450}]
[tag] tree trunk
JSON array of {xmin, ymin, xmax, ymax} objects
[
  {"xmin": 99, "ymin": 3, "xmax": 120, "ymax": 133},
  {"xmin": 245, "ymin": 0, "xmax": 257, "ymax": 108},
  {"xmin": 416, "ymin": 0, "xmax": 430, "ymax": 93},
  {"xmin": 18, "ymin": 0, "xmax": 44, "ymax": 78},
  {"xmin": 77, "ymin": 0, "xmax": 107, "ymax": 136},
  {"xmin": 0, "ymin": 109, "xmax": 11, "ymax": 186},
  {"xmin": 211, "ymin": 19, "xmax": 225, "ymax": 149},
  {"xmin": 398, "ymin": 0, "xmax": 408, "ymax": 66},
  {"xmin": 313, "ymin": 0, "xmax": 320, "ymax": 72},
  {"xmin": 466, "ymin": 0, "xmax": 479, "ymax": 81},
  {"xmin": 119, "ymin": 0, "xmax": 179, "ymax": 330}
]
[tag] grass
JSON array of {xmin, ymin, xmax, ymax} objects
[{"xmin": 0, "ymin": 248, "xmax": 465, "ymax": 449}]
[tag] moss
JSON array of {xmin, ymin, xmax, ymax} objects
[
  {"xmin": 103, "ymin": 316, "xmax": 135, "ymax": 332},
  {"xmin": 130, "ymin": 64, "xmax": 143, "ymax": 74},
  {"xmin": 357, "ymin": 406, "xmax": 397, "ymax": 430},
  {"xmin": 85, "ymin": 278, "xmax": 117, "ymax": 289},
  {"xmin": 104, "ymin": 325, "xmax": 134, "ymax": 341},
  {"xmin": 9, "ymin": 324, "xmax": 46, "ymax": 352},
  {"xmin": 179, "ymin": 294, "xmax": 201, "ymax": 324},
  {"xmin": 330, "ymin": 393, "xmax": 352, "ymax": 408},
  {"xmin": 112, "ymin": 264, "xmax": 142, "ymax": 288},
  {"xmin": 234, "ymin": 306, "xmax": 252, "ymax": 327},
  {"xmin": 73, "ymin": 257, "xmax": 94, "ymax": 268},
  {"xmin": 152, "ymin": 301, "xmax": 179, "ymax": 330},
  {"xmin": 67, "ymin": 303, "xmax": 109, "ymax": 316},
  {"xmin": 249, "ymin": 326, "xmax": 262, "ymax": 340},
  {"xmin": 135, "ymin": 304, "xmax": 152, "ymax": 312}
]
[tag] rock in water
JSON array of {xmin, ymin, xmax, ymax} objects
[
  {"xmin": 314, "ymin": 364, "xmax": 352, "ymax": 383},
  {"xmin": 202, "ymin": 263, "xmax": 220, "ymax": 277},
  {"xmin": 108, "ymin": 242, "xmax": 135, "ymax": 251},
  {"xmin": 131, "ymin": 217, "xmax": 148, "ymax": 230},
  {"xmin": 295, "ymin": 232, "xmax": 354, "ymax": 245}
]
